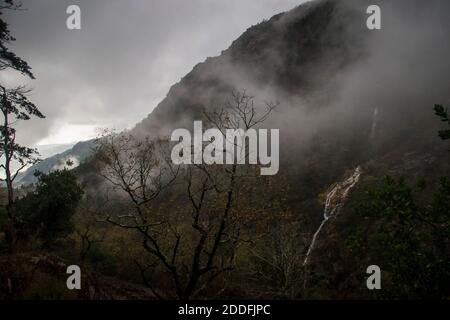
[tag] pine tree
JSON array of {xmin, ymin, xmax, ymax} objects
[{"xmin": 0, "ymin": 1, "xmax": 44, "ymax": 218}]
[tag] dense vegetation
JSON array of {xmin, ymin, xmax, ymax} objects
[{"xmin": 348, "ymin": 176, "xmax": 450, "ymax": 298}]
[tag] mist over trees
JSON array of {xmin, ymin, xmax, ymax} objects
[{"xmin": 92, "ymin": 92, "xmax": 279, "ymax": 299}]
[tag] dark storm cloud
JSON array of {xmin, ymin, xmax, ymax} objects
[{"xmin": 2, "ymin": 0, "xmax": 303, "ymax": 145}]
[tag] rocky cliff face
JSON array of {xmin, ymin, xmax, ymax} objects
[
  {"xmin": 132, "ymin": 0, "xmax": 369, "ymax": 138},
  {"xmin": 130, "ymin": 0, "xmax": 450, "ymax": 169}
]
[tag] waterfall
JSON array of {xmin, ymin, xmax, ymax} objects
[
  {"xmin": 303, "ymin": 166, "xmax": 362, "ymax": 267},
  {"xmin": 370, "ymin": 107, "xmax": 379, "ymax": 140}
]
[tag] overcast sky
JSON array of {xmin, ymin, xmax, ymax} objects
[{"xmin": 1, "ymin": 0, "xmax": 304, "ymax": 146}]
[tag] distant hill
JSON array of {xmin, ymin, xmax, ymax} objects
[{"xmin": 15, "ymin": 139, "xmax": 95, "ymax": 186}]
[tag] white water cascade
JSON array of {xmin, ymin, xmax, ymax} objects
[
  {"xmin": 303, "ymin": 166, "xmax": 362, "ymax": 267},
  {"xmin": 370, "ymin": 107, "xmax": 379, "ymax": 140}
]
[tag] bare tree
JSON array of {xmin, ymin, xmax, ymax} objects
[
  {"xmin": 95, "ymin": 90, "xmax": 277, "ymax": 299},
  {"xmin": 95, "ymin": 133, "xmax": 178, "ymax": 210},
  {"xmin": 204, "ymin": 89, "xmax": 278, "ymax": 133},
  {"xmin": 248, "ymin": 225, "xmax": 308, "ymax": 299},
  {"xmin": 94, "ymin": 132, "xmax": 181, "ymax": 298},
  {"xmin": 73, "ymin": 206, "xmax": 106, "ymax": 266}
]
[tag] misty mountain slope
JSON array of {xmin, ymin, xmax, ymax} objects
[
  {"xmin": 130, "ymin": 0, "xmax": 450, "ymax": 164},
  {"xmin": 16, "ymin": 140, "xmax": 95, "ymax": 186},
  {"xmin": 66, "ymin": 0, "xmax": 450, "ymax": 222},
  {"xmin": 31, "ymin": 0, "xmax": 449, "ymax": 205},
  {"xmin": 26, "ymin": 0, "xmax": 370, "ymax": 186},
  {"xmin": 132, "ymin": 0, "xmax": 369, "ymax": 137}
]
